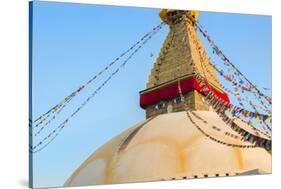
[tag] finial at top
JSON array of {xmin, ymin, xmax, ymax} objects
[{"xmin": 159, "ymin": 9, "xmax": 199, "ymax": 25}]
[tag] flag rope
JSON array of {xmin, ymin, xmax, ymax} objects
[
  {"xmin": 31, "ymin": 24, "xmax": 163, "ymax": 153},
  {"xmin": 32, "ymin": 22, "xmax": 164, "ymax": 128}
]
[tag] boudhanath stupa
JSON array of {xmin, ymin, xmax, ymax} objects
[{"xmin": 64, "ymin": 10, "xmax": 271, "ymax": 187}]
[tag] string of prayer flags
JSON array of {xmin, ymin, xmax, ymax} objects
[
  {"xmin": 194, "ymin": 20, "xmax": 272, "ymax": 106},
  {"xmin": 177, "ymin": 79, "xmax": 257, "ymax": 149},
  {"xmin": 31, "ymin": 22, "xmax": 164, "ymax": 128},
  {"xmin": 195, "ymin": 59, "xmax": 271, "ymax": 134},
  {"xmin": 207, "ymin": 58, "xmax": 272, "ymax": 114},
  {"xmin": 30, "ymin": 25, "xmax": 163, "ymax": 154},
  {"xmin": 193, "ymin": 73, "xmax": 271, "ymax": 150}
]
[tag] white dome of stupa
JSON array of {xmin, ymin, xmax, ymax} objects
[{"xmin": 64, "ymin": 111, "xmax": 271, "ymax": 187}]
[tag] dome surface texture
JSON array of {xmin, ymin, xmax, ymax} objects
[{"xmin": 65, "ymin": 111, "xmax": 271, "ymax": 187}]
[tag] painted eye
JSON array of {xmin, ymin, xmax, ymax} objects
[
  {"xmin": 174, "ymin": 97, "xmax": 182, "ymax": 104},
  {"xmin": 155, "ymin": 102, "xmax": 165, "ymax": 110}
]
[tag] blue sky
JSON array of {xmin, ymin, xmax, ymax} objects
[{"xmin": 31, "ymin": 1, "xmax": 271, "ymax": 188}]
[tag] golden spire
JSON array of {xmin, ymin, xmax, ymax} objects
[{"xmin": 140, "ymin": 10, "xmax": 225, "ymax": 118}]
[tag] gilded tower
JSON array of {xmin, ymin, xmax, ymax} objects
[{"xmin": 140, "ymin": 10, "xmax": 226, "ymax": 118}]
